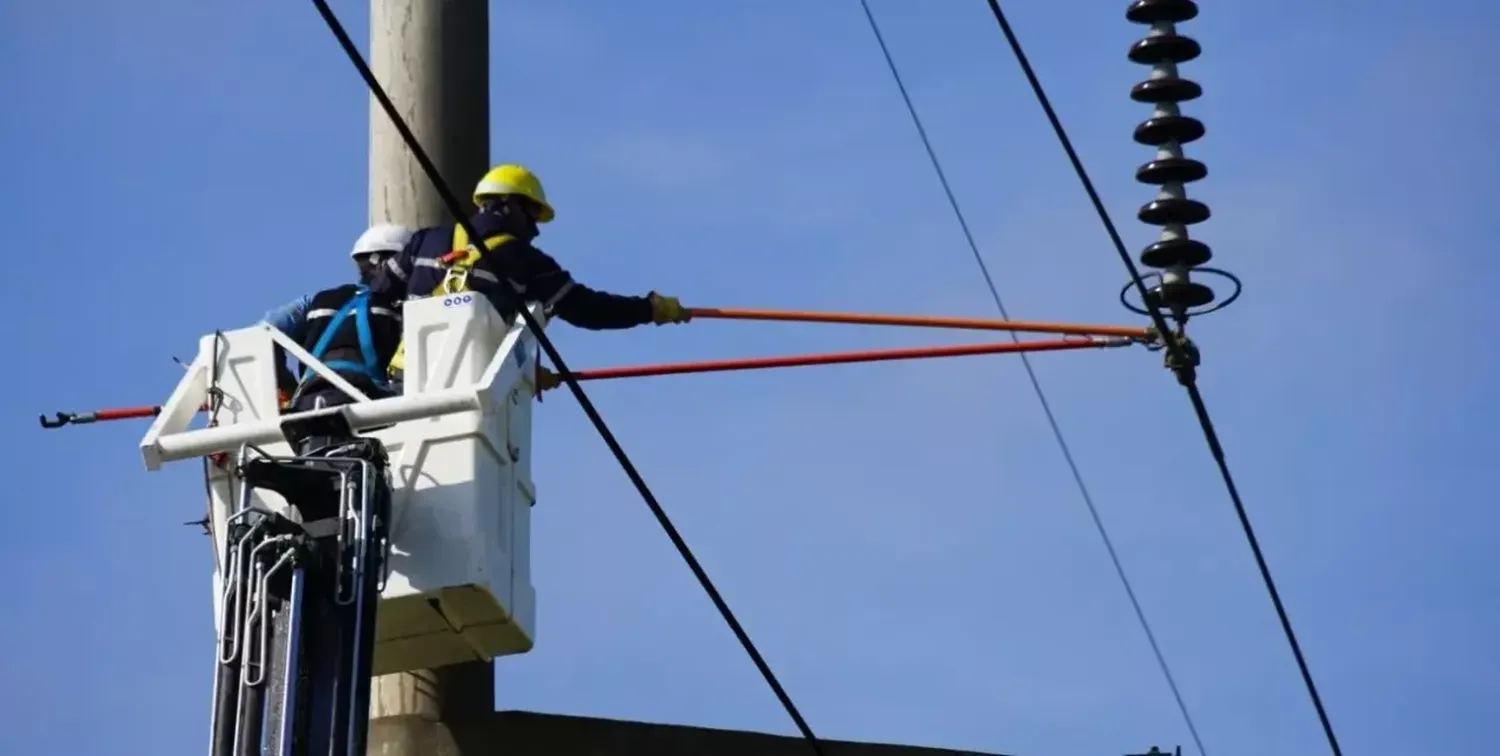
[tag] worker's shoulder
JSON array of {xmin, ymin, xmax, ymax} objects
[
  {"xmin": 314, "ymin": 282, "xmax": 362, "ymax": 298},
  {"xmin": 397, "ymin": 225, "xmax": 442, "ymax": 260},
  {"xmin": 487, "ymin": 235, "xmax": 554, "ymax": 262},
  {"xmin": 516, "ymin": 239, "xmax": 565, "ymax": 272}
]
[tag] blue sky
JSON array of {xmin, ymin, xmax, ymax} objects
[{"xmin": 3, "ymin": 1, "xmax": 1498, "ymax": 754}]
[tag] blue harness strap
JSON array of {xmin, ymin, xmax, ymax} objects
[{"xmin": 300, "ymin": 286, "xmax": 386, "ymax": 388}]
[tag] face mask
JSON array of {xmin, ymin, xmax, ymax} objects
[
  {"xmin": 355, "ymin": 253, "xmax": 383, "ymax": 283},
  {"xmin": 480, "ymin": 198, "xmax": 540, "ymax": 239}
]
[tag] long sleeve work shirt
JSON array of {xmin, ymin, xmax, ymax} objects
[{"xmin": 388, "ymin": 213, "xmax": 654, "ymax": 330}]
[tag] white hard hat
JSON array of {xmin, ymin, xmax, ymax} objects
[{"xmin": 350, "ymin": 223, "xmax": 415, "ymax": 259}]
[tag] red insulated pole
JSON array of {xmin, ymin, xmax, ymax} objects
[
  {"xmin": 94, "ymin": 406, "xmax": 168, "ymax": 421},
  {"xmin": 687, "ymin": 306, "xmax": 1152, "ymax": 339},
  {"xmin": 551, "ymin": 337, "xmax": 1128, "ymax": 385},
  {"xmin": 39, "ymin": 403, "xmax": 211, "ymax": 428}
]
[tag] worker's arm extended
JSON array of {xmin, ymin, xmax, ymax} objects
[
  {"xmin": 502, "ymin": 242, "xmax": 657, "ymax": 330},
  {"xmin": 263, "ymin": 294, "xmax": 313, "ymax": 392},
  {"xmin": 264, "ymin": 294, "xmax": 312, "ymax": 337}
]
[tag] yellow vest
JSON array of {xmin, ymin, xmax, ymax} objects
[{"xmin": 387, "ymin": 226, "xmax": 514, "ymax": 377}]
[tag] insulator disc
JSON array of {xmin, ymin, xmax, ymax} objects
[
  {"xmin": 1138, "ymin": 197, "xmax": 1211, "ymax": 227},
  {"xmin": 1139, "ymin": 237, "xmax": 1213, "ymax": 269},
  {"xmin": 1148, "ymin": 279, "xmax": 1217, "ymax": 310},
  {"xmin": 1129, "ymin": 34, "xmax": 1201, "ymax": 66},
  {"xmin": 1133, "ymin": 114, "xmax": 1205, "ymax": 146},
  {"xmin": 1136, "ymin": 156, "xmax": 1207, "ymax": 185},
  {"xmin": 1126, "ymin": 0, "xmax": 1199, "ymax": 25},
  {"xmin": 1130, "ymin": 77, "xmax": 1202, "ymax": 103}
]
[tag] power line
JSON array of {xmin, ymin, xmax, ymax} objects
[
  {"xmin": 306, "ymin": 2, "xmax": 825, "ymax": 752},
  {"xmin": 855, "ymin": 3, "xmax": 1208, "ymax": 755},
  {"xmin": 978, "ymin": 2, "xmax": 1344, "ymax": 755}
]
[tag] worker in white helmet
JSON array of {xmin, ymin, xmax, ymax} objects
[
  {"xmin": 348, "ymin": 223, "xmax": 415, "ymax": 285},
  {"xmin": 264, "ymin": 224, "xmax": 416, "ymax": 410},
  {"xmin": 380, "ymin": 163, "xmax": 691, "ymax": 379}
]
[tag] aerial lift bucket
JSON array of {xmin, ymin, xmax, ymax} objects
[{"xmin": 139, "ymin": 295, "xmax": 546, "ymax": 754}]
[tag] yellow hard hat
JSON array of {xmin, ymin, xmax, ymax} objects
[{"xmin": 473, "ymin": 163, "xmax": 554, "ymax": 223}]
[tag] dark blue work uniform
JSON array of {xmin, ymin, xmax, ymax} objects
[
  {"xmin": 273, "ymin": 283, "xmax": 404, "ymax": 411},
  {"xmin": 384, "ymin": 212, "xmax": 654, "ymax": 329}
]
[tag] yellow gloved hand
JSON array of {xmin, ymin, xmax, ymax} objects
[{"xmin": 648, "ymin": 292, "xmax": 691, "ymax": 325}]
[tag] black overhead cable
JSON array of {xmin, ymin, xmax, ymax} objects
[
  {"xmin": 306, "ymin": 2, "xmax": 825, "ymax": 753},
  {"xmin": 856, "ymin": 3, "xmax": 1208, "ymax": 755},
  {"xmin": 979, "ymin": 2, "xmax": 1344, "ymax": 755}
]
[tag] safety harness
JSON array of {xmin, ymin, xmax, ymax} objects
[
  {"xmin": 436, "ymin": 225, "xmax": 512, "ymax": 295},
  {"xmin": 388, "ymin": 222, "xmax": 576, "ymax": 378},
  {"xmin": 386, "ymin": 226, "xmax": 514, "ymax": 377},
  {"xmin": 300, "ymin": 285, "xmax": 389, "ymax": 390},
  {"xmin": 434, "ymin": 224, "xmax": 576, "ymax": 309}
]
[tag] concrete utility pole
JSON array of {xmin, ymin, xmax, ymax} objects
[{"xmin": 366, "ymin": 1, "xmax": 491, "ymax": 754}]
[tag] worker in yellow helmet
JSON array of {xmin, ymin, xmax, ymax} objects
[{"xmin": 381, "ymin": 164, "xmax": 690, "ymax": 376}]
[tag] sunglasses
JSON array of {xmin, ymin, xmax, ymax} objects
[{"xmin": 481, "ymin": 196, "xmax": 544, "ymax": 221}]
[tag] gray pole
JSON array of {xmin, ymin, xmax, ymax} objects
[
  {"xmin": 368, "ymin": 0, "xmax": 490, "ymax": 225},
  {"xmin": 366, "ymin": 1, "xmax": 493, "ymax": 753}
]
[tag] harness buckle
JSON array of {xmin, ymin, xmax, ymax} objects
[
  {"xmin": 439, "ymin": 244, "xmax": 482, "ymax": 294},
  {"xmin": 440, "ymin": 265, "xmax": 472, "ymax": 295}
]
